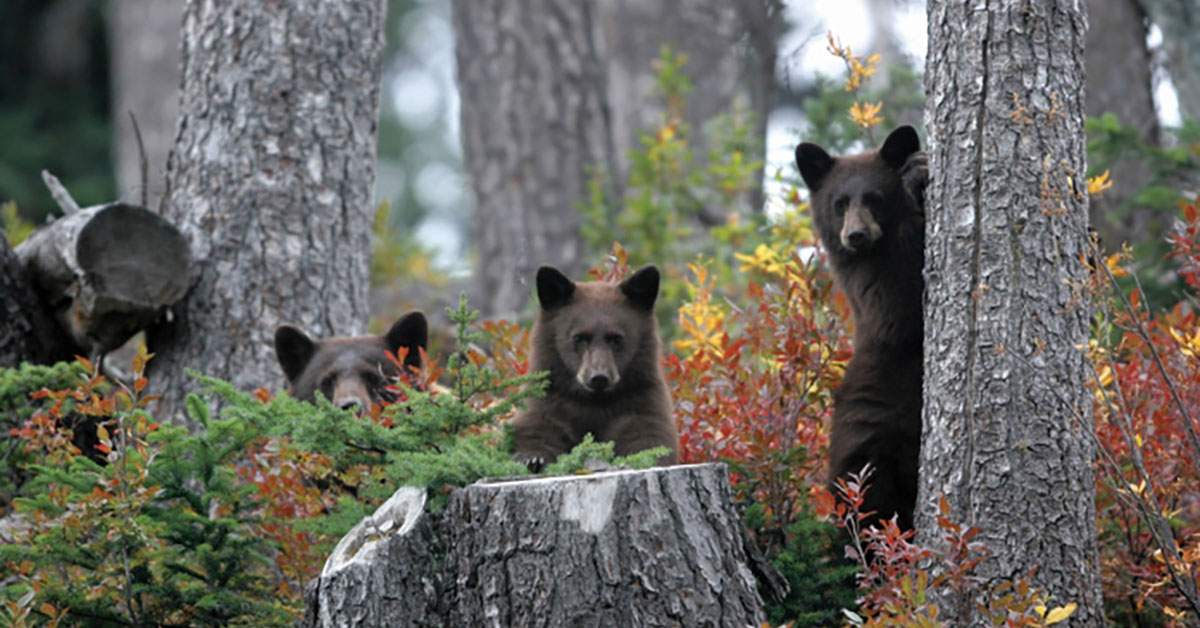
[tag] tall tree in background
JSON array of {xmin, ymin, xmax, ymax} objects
[
  {"xmin": 454, "ymin": 0, "xmax": 777, "ymax": 317},
  {"xmin": 1086, "ymin": 0, "xmax": 1160, "ymax": 248},
  {"xmin": 453, "ymin": 0, "xmax": 614, "ymax": 318},
  {"xmin": 108, "ymin": 0, "xmax": 183, "ymax": 209},
  {"xmin": 149, "ymin": 0, "xmax": 387, "ymax": 420},
  {"xmin": 1141, "ymin": 0, "xmax": 1200, "ymax": 123},
  {"xmin": 920, "ymin": 0, "xmax": 1102, "ymax": 623}
]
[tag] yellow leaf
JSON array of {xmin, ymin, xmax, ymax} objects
[
  {"xmin": 1044, "ymin": 603, "xmax": 1077, "ymax": 625},
  {"xmin": 96, "ymin": 424, "xmax": 111, "ymax": 443},
  {"xmin": 1087, "ymin": 170, "xmax": 1113, "ymax": 196},
  {"xmin": 849, "ymin": 101, "xmax": 884, "ymax": 129}
]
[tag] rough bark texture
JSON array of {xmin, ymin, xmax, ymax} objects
[
  {"xmin": 921, "ymin": 1, "xmax": 1103, "ymax": 624},
  {"xmin": 1085, "ymin": 0, "xmax": 1160, "ymax": 248},
  {"xmin": 304, "ymin": 464, "xmax": 766, "ymax": 627},
  {"xmin": 454, "ymin": 0, "xmax": 777, "ymax": 318},
  {"xmin": 1140, "ymin": 0, "xmax": 1200, "ymax": 122},
  {"xmin": 15, "ymin": 203, "xmax": 190, "ymax": 360},
  {"xmin": 453, "ymin": 0, "xmax": 614, "ymax": 319},
  {"xmin": 150, "ymin": 0, "xmax": 385, "ymax": 421},
  {"xmin": 0, "ymin": 235, "xmax": 62, "ymax": 367},
  {"xmin": 109, "ymin": 0, "xmax": 183, "ymax": 210}
]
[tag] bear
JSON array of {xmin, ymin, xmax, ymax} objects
[
  {"xmin": 511, "ymin": 265, "xmax": 678, "ymax": 470},
  {"xmin": 273, "ymin": 311, "xmax": 428, "ymax": 412},
  {"xmin": 794, "ymin": 125, "xmax": 928, "ymax": 531}
]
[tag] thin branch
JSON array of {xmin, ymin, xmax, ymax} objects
[
  {"xmin": 41, "ymin": 170, "xmax": 80, "ymax": 215},
  {"xmin": 128, "ymin": 111, "xmax": 149, "ymax": 209}
]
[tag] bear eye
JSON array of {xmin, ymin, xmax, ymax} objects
[
  {"xmin": 572, "ymin": 332, "xmax": 592, "ymax": 345},
  {"xmin": 863, "ymin": 191, "xmax": 883, "ymax": 206},
  {"xmin": 319, "ymin": 374, "xmax": 337, "ymax": 397},
  {"xmin": 604, "ymin": 333, "xmax": 624, "ymax": 348},
  {"xmin": 834, "ymin": 196, "xmax": 849, "ymax": 214}
]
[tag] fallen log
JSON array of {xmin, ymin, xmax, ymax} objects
[
  {"xmin": 304, "ymin": 463, "xmax": 767, "ymax": 627},
  {"xmin": 14, "ymin": 172, "xmax": 191, "ymax": 361}
]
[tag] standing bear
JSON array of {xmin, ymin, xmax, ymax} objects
[
  {"xmin": 794, "ymin": 126, "xmax": 927, "ymax": 530},
  {"xmin": 512, "ymin": 265, "xmax": 678, "ymax": 470}
]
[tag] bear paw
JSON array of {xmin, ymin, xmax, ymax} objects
[
  {"xmin": 517, "ymin": 454, "xmax": 547, "ymax": 473},
  {"xmin": 901, "ymin": 151, "xmax": 928, "ymax": 211}
]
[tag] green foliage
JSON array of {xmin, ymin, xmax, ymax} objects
[
  {"xmin": 754, "ymin": 502, "xmax": 858, "ymax": 627},
  {"xmin": 1086, "ymin": 112, "xmax": 1200, "ymax": 308},
  {"xmin": 541, "ymin": 434, "xmax": 669, "ymax": 476},
  {"xmin": 800, "ymin": 62, "xmax": 925, "ymax": 153},
  {"xmin": 0, "ymin": 362, "xmax": 86, "ymax": 510},
  {"xmin": 1, "ymin": 359, "xmax": 291, "ymax": 626}
]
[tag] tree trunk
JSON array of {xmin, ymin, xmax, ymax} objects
[
  {"xmin": 1085, "ymin": 0, "xmax": 1160, "ymax": 248},
  {"xmin": 304, "ymin": 464, "xmax": 767, "ymax": 627},
  {"xmin": 108, "ymin": 0, "xmax": 183, "ymax": 211},
  {"xmin": 15, "ymin": 201, "xmax": 190, "ymax": 360},
  {"xmin": 149, "ymin": 0, "xmax": 386, "ymax": 422},
  {"xmin": 454, "ymin": 0, "xmax": 777, "ymax": 318},
  {"xmin": 453, "ymin": 0, "xmax": 615, "ymax": 319},
  {"xmin": 921, "ymin": 1, "xmax": 1103, "ymax": 624},
  {"xmin": 0, "ymin": 235, "xmax": 62, "ymax": 367},
  {"xmin": 1140, "ymin": 0, "xmax": 1200, "ymax": 122}
]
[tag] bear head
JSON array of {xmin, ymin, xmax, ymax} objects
[
  {"xmin": 533, "ymin": 265, "xmax": 660, "ymax": 398},
  {"xmin": 273, "ymin": 311, "xmax": 427, "ymax": 412},
  {"xmin": 794, "ymin": 125, "xmax": 921, "ymax": 257}
]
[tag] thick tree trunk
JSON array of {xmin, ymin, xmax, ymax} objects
[
  {"xmin": 453, "ymin": 0, "xmax": 615, "ymax": 319},
  {"xmin": 921, "ymin": 1, "xmax": 1103, "ymax": 624},
  {"xmin": 304, "ymin": 464, "xmax": 767, "ymax": 627},
  {"xmin": 150, "ymin": 0, "xmax": 386, "ymax": 422},
  {"xmin": 1086, "ymin": 0, "xmax": 1160, "ymax": 248},
  {"xmin": 108, "ymin": 0, "xmax": 183, "ymax": 210},
  {"xmin": 1140, "ymin": 0, "xmax": 1200, "ymax": 122}
]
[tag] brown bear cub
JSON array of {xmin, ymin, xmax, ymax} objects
[
  {"xmin": 794, "ymin": 126, "xmax": 928, "ymax": 531},
  {"xmin": 512, "ymin": 265, "xmax": 678, "ymax": 470},
  {"xmin": 274, "ymin": 311, "xmax": 428, "ymax": 412}
]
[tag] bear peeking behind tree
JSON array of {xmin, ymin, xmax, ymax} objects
[
  {"xmin": 795, "ymin": 125, "xmax": 928, "ymax": 531},
  {"xmin": 512, "ymin": 265, "xmax": 678, "ymax": 471},
  {"xmin": 273, "ymin": 311, "xmax": 428, "ymax": 412}
]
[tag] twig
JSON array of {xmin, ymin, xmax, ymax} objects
[
  {"xmin": 128, "ymin": 111, "xmax": 149, "ymax": 209},
  {"xmin": 41, "ymin": 170, "xmax": 80, "ymax": 215}
]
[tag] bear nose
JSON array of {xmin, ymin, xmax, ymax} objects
[
  {"xmin": 338, "ymin": 399, "xmax": 363, "ymax": 412},
  {"xmin": 846, "ymin": 229, "xmax": 868, "ymax": 248},
  {"xmin": 588, "ymin": 374, "xmax": 610, "ymax": 391}
]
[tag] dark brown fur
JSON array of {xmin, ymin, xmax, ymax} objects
[
  {"xmin": 512, "ymin": 265, "xmax": 678, "ymax": 469},
  {"xmin": 795, "ymin": 126, "xmax": 927, "ymax": 530},
  {"xmin": 274, "ymin": 312, "xmax": 427, "ymax": 411}
]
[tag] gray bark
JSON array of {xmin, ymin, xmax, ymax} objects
[
  {"xmin": 1086, "ymin": 0, "xmax": 1160, "ymax": 248},
  {"xmin": 453, "ymin": 0, "xmax": 615, "ymax": 319},
  {"xmin": 149, "ymin": 0, "xmax": 386, "ymax": 422},
  {"xmin": 305, "ymin": 464, "xmax": 766, "ymax": 627},
  {"xmin": 921, "ymin": 0, "xmax": 1103, "ymax": 624},
  {"xmin": 108, "ymin": 0, "xmax": 183, "ymax": 210},
  {"xmin": 15, "ymin": 201, "xmax": 190, "ymax": 360},
  {"xmin": 454, "ymin": 0, "xmax": 777, "ymax": 318},
  {"xmin": 1140, "ymin": 0, "xmax": 1200, "ymax": 122}
]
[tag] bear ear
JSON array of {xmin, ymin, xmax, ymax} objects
[
  {"xmin": 880, "ymin": 125, "xmax": 921, "ymax": 170},
  {"xmin": 795, "ymin": 142, "xmax": 835, "ymax": 191},
  {"xmin": 536, "ymin": 266, "xmax": 576, "ymax": 311},
  {"xmin": 275, "ymin": 325, "xmax": 317, "ymax": 384},
  {"xmin": 619, "ymin": 265, "xmax": 660, "ymax": 312},
  {"xmin": 385, "ymin": 311, "xmax": 428, "ymax": 368}
]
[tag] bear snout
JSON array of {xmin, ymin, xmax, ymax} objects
[{"xmin": 332, "ymin": 378, "xmax": 373, "ymax": 413}]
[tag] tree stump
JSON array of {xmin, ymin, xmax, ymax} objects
[
  {"xmin": 304, "ymin": 463, "xmax": 766, "ymax": 627},
  {"xmin": 14, "ymin": 200, "xmax": 191, "ymax": 360}
]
